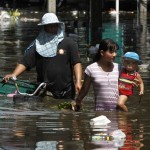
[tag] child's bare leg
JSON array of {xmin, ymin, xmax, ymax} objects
[{"xmin": 117, "ymin": 95, "xmax": 128, "ymax": 112}]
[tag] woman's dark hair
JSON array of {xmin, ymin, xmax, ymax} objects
[{"xmin": 94, "ymin": 38, "xmax": 119, "ymax": 62}]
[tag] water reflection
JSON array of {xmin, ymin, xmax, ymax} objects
[
  {"xmin": 0, "ymin": 108, "xmax": 146, "ymax": 149},
  {"xmin": 0, "ymin": 11, "xmax": 150, "ymax": 149}
]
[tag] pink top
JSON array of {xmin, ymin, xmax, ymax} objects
[{"xmin": 85, "ymin": 62, "xmax": 119, "ymax": 111}]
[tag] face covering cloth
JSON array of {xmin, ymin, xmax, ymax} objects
[{"xmin": 35, "ymin": 24, "xmax": 64, "ymax": 57}]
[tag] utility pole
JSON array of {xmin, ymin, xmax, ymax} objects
[
  {"xmin": 116, "ymin": 0, "xmax": 119, "ymax": 24},
  {"xmin": 139, "ymin": 0, "xmax": 147, "ymax": 12},
  {"xmin": 47, "ymin": 0, "xmax": 56, "ymax": 13}
]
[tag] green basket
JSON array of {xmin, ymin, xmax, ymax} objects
[{"xmin": 0, "ymin": 76, "xmax": 38, "ymax": 95}]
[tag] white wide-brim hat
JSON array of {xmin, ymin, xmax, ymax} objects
[{"xmin": 38, "ymin": 13, "xmax": 63, "ymax": 26}]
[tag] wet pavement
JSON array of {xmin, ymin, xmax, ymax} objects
[{"xmin": 0, "ymin": 10, "xmax": 150, "ymax": 150}]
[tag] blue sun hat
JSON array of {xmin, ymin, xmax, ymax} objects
[
  {"xmin": 123, "ymin": 52, "xmax": 141, "ymax": 62},
  {"xmin": 37, "ymin": 13, "xmax": 63, "ymax": 26}
]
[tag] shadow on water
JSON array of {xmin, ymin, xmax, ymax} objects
[{"xmin": 0, "ymin": 11, "xmax": 150, "ymax": 149}]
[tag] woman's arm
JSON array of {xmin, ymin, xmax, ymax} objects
[
  {"xmin": 74, "ymin": 63, "xmax": 82, "ymax": 94},
  {"xmin": 3, "ymin": 41, "xmax": 36, "ymax": 82},
  {"xmin": 3, "ymin": 64, "xmax": 26, "ymax": 82}
]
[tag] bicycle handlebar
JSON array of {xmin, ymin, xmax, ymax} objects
[{"xmin": 11, "ymin": 77, "xmax": 47, "ymax": 96}]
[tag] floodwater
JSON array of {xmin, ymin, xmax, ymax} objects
[{"xmin": 0, "ymin": 10, "xmax": 150, "ymax": 150}]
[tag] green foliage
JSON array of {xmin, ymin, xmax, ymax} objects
[
  {"xmin": 58, "ymin": 101, "xmax": 72, "ymax": 110},
  {"xmin": 8, "ymin": 9, "xmax": 20, "ymax": 18}
]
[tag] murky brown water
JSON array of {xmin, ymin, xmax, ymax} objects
[{"xmin": 0, "ymin": 10, "xmax": 150, "ymax": 149}]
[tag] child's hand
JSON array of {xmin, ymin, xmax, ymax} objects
[{"xmin": 139, "ymin": 91, "xmax": 144, "ymax": 95}]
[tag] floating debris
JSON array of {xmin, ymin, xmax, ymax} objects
[{"xmin": 90, "ymin": 115, "xmax": 111, "ymax": 128}]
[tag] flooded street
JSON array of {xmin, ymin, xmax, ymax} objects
[{"xmin": 0, "ymin": 11, "xmax": 150, "ymax": 150}]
